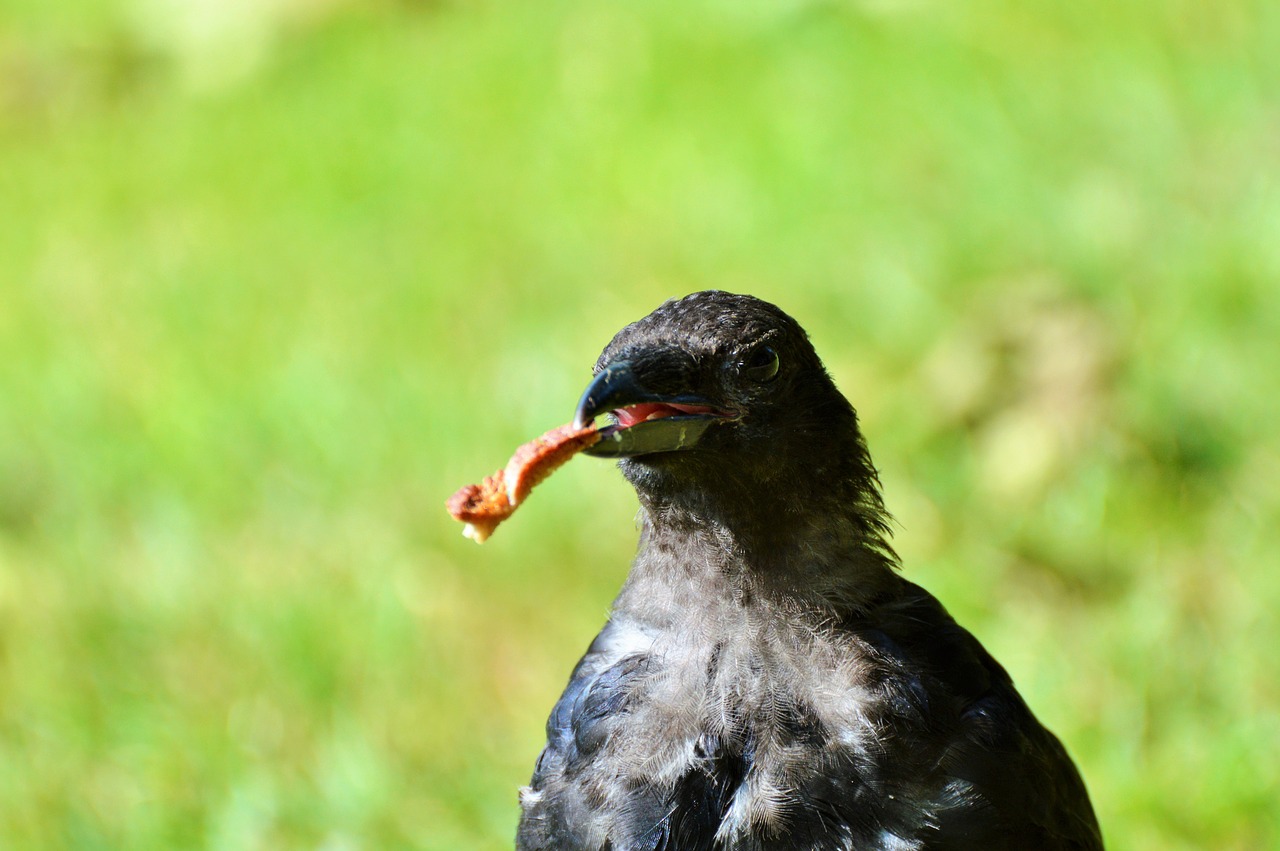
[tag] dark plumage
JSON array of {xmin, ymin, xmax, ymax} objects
[{"xmin": 515, "ymin": 291, "xmax": 1102, "ymax": 851}]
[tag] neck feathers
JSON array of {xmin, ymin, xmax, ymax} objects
[{"xmin": 621, "ymin": 469, "xmax": 899, "ymax": 622}]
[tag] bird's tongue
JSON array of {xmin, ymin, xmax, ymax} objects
[{"xmin": 614, "ymin": 402, "xmax": 717, "ymax": 429}]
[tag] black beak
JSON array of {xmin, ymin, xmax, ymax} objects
[{"xmin": 573, "ymin": 360, "xmax": 733, "ymax": 458}]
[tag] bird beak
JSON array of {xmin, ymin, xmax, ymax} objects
[{"xmin": 573, "ymin": 360, "xmax": 734, "ymax": 458}]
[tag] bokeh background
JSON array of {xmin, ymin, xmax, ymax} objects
[{"xmin": 2, "ymin": 0, "xmax": 1278, "ymax": 848}]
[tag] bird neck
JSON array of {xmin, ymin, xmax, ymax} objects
[{"xmin": 619, "ymin": 482, "xmax": 900, "ymax": 621}]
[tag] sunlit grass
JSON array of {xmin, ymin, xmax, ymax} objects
[{"xmin": 1, "ymin": 1, "xmax": 1277, "ymax": 848}]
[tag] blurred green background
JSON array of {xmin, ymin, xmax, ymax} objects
[{"xmin": 2, "ymin": 0, "xmax": 1277, "ymax": 848}]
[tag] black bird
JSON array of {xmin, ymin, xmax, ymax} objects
[{"xmin": 515, "ymin": 291, "xmax": 1102, "ymax": 851}]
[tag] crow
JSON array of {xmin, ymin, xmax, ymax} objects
[{"xmin": 515, "ymin": 291, "xmax": 1102, "ymax": 851}]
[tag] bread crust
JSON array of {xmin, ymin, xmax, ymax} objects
[{"xmin": 446, "ymin": 422, "xmax": 601, "ymax": 542}]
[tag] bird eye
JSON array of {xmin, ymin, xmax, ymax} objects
[{"xmin": 739, "ymin": 345, "xmax": 780, "ymax": 383}]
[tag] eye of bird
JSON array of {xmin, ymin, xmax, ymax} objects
[{"xmin": 739, "ymin": 344, "xmax": 780, "ymax": 383}]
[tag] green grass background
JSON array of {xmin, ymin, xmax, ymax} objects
[{"xmin": 2, "ymin": 0, "xmax": 1277, "ymax": 848}]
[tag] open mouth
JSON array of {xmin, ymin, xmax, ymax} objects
[{"xmin": 610, "ymin": 402, "xmax": 728, "ymax": 429}]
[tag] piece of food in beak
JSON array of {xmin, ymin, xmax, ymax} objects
[{"xmin": 446, "ymin": 421, "xmax": 601, "ymax": 543}]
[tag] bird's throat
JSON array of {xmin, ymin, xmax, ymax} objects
[{"xmin": 623, "ymin": 494, "xmax": 899, "ymax": 620}]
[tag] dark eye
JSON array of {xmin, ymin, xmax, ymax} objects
[{"xmin": 739, "ymin": 345, "xmax": 780, "ymax": 383}]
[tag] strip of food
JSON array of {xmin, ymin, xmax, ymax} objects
[{"xmin": 446, "ymin": 421, "xmax": 601, "ymax": 543}]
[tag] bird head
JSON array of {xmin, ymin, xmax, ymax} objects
[{"xmin": 573, "ymin": 291, "xmax": 890, "ymax": 550}]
